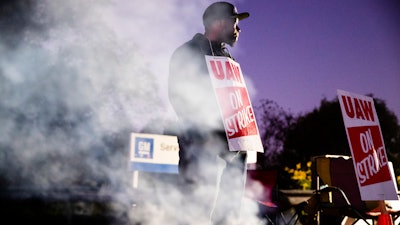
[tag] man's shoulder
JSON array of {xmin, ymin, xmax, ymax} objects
[
  {"xmin": 184, "ymin": 33, "xmax": 207, "ymax": 47},
  {"xmin": 172, "ymin": 33, "xmax": 209, "ymax": 57}
]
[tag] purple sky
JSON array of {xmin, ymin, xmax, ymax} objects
[{"xmin": 229, "ymin": 0, "xmax": 400, "ymax": 119}]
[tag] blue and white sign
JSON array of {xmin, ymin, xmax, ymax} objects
[{"xmin": 130, "ymin": 133, "xmax": 179, "ymax": 174}]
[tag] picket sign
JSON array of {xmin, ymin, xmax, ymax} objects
[
  {"xmin": 337, "ymin": 89, "xmax": 398, "ymax": 201},
  {"xmin": 205, "ymin": 55, "xmax": 263, "ymax": 153}
]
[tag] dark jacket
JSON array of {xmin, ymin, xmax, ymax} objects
[
  {"xmin": 168, "ymin": 33, "xmax": 236, "ymax": 164},
  {"xmin": 168, "ymin": 33, "xmax": 232, "ymax": 133}
]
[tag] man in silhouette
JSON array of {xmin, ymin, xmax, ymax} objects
[{"xmin": 168, "ymin": 2, "xmax": 250, "ymax": 224}]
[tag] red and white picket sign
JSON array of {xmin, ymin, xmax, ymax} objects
[
  {"xmin": 337, "ymin": 89, "xmax": 398, "ymax": 200},
  {"xmin": 205, "ymin": 56, "xmax": 263, "ymax": 153}
]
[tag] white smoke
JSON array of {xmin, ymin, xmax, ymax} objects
[{"xmin": 0, "ymin": 0, "xmax": 262, "ymax": 224}]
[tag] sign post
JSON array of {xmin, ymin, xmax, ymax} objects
[
  {"xmin": 205, "ymin": 56, "xmax": 263, "ymax": 153},
  {"xmin": 337, "ymin": 89, "xmax": 398, "ymax": 201}
]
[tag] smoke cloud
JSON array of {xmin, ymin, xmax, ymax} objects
[{"xmin": 0, "ymin": 0, "xmax": 261, "ymax": 224}]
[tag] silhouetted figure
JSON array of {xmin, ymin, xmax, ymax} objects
[{"xmin": 168, "ymin": 2, "xmax": 250, "ymax": 224}]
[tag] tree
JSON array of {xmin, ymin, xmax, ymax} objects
[
  {"xmin": 283, "ymin": 98, "xmax": 349, "ymax": 166},
  {"xmin": 255, "ymin": 96, "xmax": 400, "ymax": 189},
  {"xmin": 281, "ymin": 95, "xmax": 400, "ymax": 188},
  {"xmin": 254, "ymin": 99, "xmax": 296, "ymax": 168}
]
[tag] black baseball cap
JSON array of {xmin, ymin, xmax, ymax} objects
[{"xmin": 202, "ymin": 2, "xmax": 250, "ymax": 27}]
